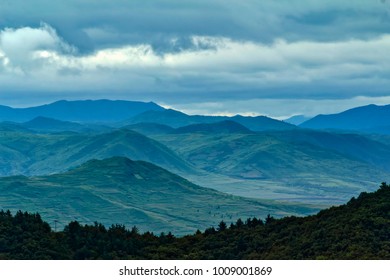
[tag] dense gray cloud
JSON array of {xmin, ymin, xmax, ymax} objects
[
  {"xmin": 0, "ymin": 1, "xmax": 389, "ymax": 116},
  {"xmin": 1, "ymin": 1, "xmax": 389, "ymax": 51}
]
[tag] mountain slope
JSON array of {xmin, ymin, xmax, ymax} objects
[
  {"xmin": 0, "ymin": 100, "xmax": 164, "ymax": 122},
  {"xmin": 301, "ymin": 104, "xmax": 390, "ymax": 132},
  {"xmin": 0, "ymin": 157, "xmax": 317, "ymax": 235}
]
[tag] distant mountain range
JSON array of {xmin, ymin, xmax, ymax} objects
[
  {"xmin": 0, "ymin": 100, "xmax": 298, "ymax": 132},
  {"xmin": 3, "ymin": 100, "xmax": 390, "ymax": 135},
  {"xmin": 2, "ymin": 99, "xmax": 390, "ymax": 234},
  {"xmin": 0, "ymin": 100, "xmax": 164, "ymax": 122},
  {"xmin": 0, "ymin": 156, "xmax": 316, "ymax": 234},
  {"xmin": 300, "ymin": 104, "xmax": 390, "ymax": 134}
]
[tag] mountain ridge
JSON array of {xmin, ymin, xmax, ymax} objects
[{"xmin": 301, "ymin": 104, "xmax": 390, "ymax": 133}]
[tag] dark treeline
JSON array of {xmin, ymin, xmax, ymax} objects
[{"xmin": 1, "ymin": 183, "xmax": 390, "ymax": 260}]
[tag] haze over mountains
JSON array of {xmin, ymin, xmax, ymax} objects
[{"xmin": 1, "ymin": 99, "xmax": 390, "ymax": 234}]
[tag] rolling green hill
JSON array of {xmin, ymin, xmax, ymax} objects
[{"xmin": 0, "ymin": 157, "xmax": 316, "ymax": 235}]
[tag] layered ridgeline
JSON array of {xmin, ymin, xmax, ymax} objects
[
  {"xmin": 301, "ymin": 104, "xmax": 390, "ymax": 134},
  {"xmin": 0, "ymin": 157, "xmax": 316, "ymax": 235},
  {"xmin": 3, "ymin": 116, "xmax": 390, "ymax": 206},
  {"xmin": 1, "ymin": 184, "xmax": 389, "ymax": 259},
  {"xmin": 3, "ymin": 100, "xmax": 390, "ymax": 207}
]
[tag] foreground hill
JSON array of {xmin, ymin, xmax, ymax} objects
[
  {"xmin": 301, "ymin": 104, "xmax": 390, "ymax": 134},
  {"xmin": 0, "ymin": 100, "xmax": 164, "ymax": 122},
  {"xmin": 1, "ymin": 183, "xmax": 389, "ymax": 259},
  {"xmin": 0, "ymin": 157, "xmax": 315, "ymax": 235}
]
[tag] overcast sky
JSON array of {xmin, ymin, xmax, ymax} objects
[{"xmin": 0, "ymin": 0, "xmax": 389, "ymax": 118}]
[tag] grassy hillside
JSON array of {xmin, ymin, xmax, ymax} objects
[
  {"xmin": 0, "ymin": 157, "xmax": 316, "ymax": 235},
  {"xmin": 1, "ymin": 184, "xmax": 389, "ymax": 259}
]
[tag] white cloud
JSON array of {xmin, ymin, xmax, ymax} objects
[{"xmin": 0, "ymin": 23, "xmax": 75, "ymax": 73}]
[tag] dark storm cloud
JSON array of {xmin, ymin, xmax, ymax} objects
[{"xmin": 1, "ymin": 0, "xmax": 389, "ymax": 52}]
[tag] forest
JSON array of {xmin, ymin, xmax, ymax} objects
[{"xmin": 0, "ymin": 183, "xmax": 389, "ymax": 260}]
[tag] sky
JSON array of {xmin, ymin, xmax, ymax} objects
[{"xmin": 0, "ymin": 0, "xmax": 389, "ymax": 118}]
